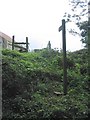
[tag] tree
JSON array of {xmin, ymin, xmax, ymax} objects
[
  {"xmin": 79, "ymin": 21, "xmax": 88, "ymax": 47},
  {"xmin": 63, "ymin": 0, "xmax": 88, "ymax": 46},
  {"xmin": 64, "ymin": 0, "xmax": 88, "ymax": 23},
  {"xmin": 47, "ymin": 41, "xmax": 51, "ymax": 50}
]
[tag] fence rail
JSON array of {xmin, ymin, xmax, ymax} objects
[{"xmin": 12, "ymin": 36, "xmax": 29, "ymax": 52}]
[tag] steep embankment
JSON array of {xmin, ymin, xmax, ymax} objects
[{"xmin": 2, "ymin": 49, "xmax": 89, "ymax": 119}]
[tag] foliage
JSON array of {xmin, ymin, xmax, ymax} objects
[
  {"xmin": 78, "ymin": 21, "xmax": 88, "ymax": 47},
  {"xmin": 64, "ymin": 0, "xmax": 87, "ymax": 23},
  {"xmin": 63, "ymin": 0, "xmax": 88, "ymax": 47},
  {"xmin": 2, "ymin": 49, "xmax": 89, "ymax": 119}
]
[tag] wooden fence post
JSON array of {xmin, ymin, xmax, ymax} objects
[
  {"xmin": 88, "ymin": 2, "xmax": 90, "ymax": 77},
  {"xmin": 12, "ymin": 36, "xmax": 15, "ymax": 50},
  {"xmin": 26, "ymin": 37, "xmax": 28, "ymax": 52}
]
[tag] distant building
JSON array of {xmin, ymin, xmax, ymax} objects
[
  {"xmin": 0, "ymin": 32, "xmax": 12, "ymax": 49},
  {"xmin": 0, "ymin": 32, "xmax": 28, "ymax": 51}
]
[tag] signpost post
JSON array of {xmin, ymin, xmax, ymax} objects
[{"xmin": 59, "ymin": 19, "xmax": 67, "ymax": 95}]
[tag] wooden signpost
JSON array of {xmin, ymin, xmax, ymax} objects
[{"xmin": 59, "ymin": 19, "xmax": 67, "ymax": 95}]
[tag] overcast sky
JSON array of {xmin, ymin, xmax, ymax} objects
[{"xmin": 0, "ymin": 0, "xmax": 85, "ymax": 51}]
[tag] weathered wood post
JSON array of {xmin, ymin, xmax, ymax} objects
[
  {"xmin": 26, "ymin": 37, "xmax": 28, "ymax": 52},
  {"xmin": 59, "ymin": 19, "xmax": 67, "ymax": 95},
  {"xmin": 12, "ymin": 36, "xmax": 15, "ymax": 50},
  {"xmin": 88, "ymin": 2, "xmax": 90, "ymax": 77},
  {"xmin": 62, "ymin": 19, "xmax": 67, "ymax": 95}
]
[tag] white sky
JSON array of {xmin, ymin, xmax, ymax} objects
[{"xmin": 0, "ymin": 0, "xmax": 85, "ymax": 51}]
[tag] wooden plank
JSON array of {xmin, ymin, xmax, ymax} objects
[
  {"xmin": 14, "ymin": 42, "xmax": 26, "ymax": 44},
  {"xmin": 14, "ymin": 44, "xmax": 26, "ymax": 50}
]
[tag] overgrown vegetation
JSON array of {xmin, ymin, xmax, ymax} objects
[{"xmin": 2, "ymin": 48, "xmax": 89, "ymax": 119}]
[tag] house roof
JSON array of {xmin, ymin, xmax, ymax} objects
[{"xmin": 0, "ymin": 31, "xmax": 12, "ymax": 42}]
